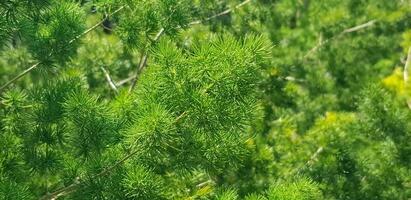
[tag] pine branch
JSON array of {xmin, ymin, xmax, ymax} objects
[
  {"xmin": 100, "ymin": 66, "xmax": 118, "ymax": 92},
  {"xmin": 41, "ymin": 150, "xmax": 141, "ymax": 200},
  {"xmin": 127, "ymin": 0, "xmax": 254, "ymax": 92},
  {"xmin": 0, "ymin": 6, "xmax": 125, "ymax": 94},
  {"xmin": 40, "ymin": 111, "xmax": 187, "ymax": 200}
]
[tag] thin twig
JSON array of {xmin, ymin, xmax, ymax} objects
[
  {"xmin": 291, "ymin": 146, "xmax": 324, "ymax": 176},
  {"xmin": 342, "ymin": 20, "xmax": 376, "ymax": 34},
  {"xmin": 128, "ymin": 53, "xmax": 149, "ymax": 92},
  {"xmin": 0, "ymin": 6, "xmax": 125, "ymax": 94},
  {"xmin": 116, "ymin": 75, "xmax": 136, "ymax": 86},
  {"xmin": 404, "ymin": 47, "xmax": 411, "ymax": 109},
  {"xmin": 127, "ymin": 0, "xmax": 253, "ymax": 92},
  {"xmin": 68, "ymin": 6, "xmax": 125, "ymax": 44},
  {"xmin": 189, "ymin": 0, "xmax": 252, "ymax": 25},
  {"xmin": 303, "ymin": 19, "xmax": 377, "ymax": 59},
  {"xmin": 128, "ymin": 28, "xmax": 165, "ymax": 93},
  {"xmin": 0, "ymin": 62, "xmax": 40, "ymax": 93},
  {"xmin": 306, "ymin": 146, "xmax": 324, "ymax": 166},
  {"xmin": 100, "ymin": 66, "xmax": 118, "ymax": 92},
  {"xmin": 196, "ymin": 180, "xmax": 213, "ymax": 188}
]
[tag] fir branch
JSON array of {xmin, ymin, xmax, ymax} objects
[
  {"xmin": 41, "ymin": 150, "xmax": 141, "ymax": 200},
  {"xmin": 40, "ymin": 111, "xmax": 187, "ymax": 200},
  {"xmin": 127, "ymin": 0, "xmax": 254, "ymax": 92},
  {"xmin": 342, "ymin": 20, "xmax": 377, "ymax": 34},
  {"xmin": 291, "ymin": 146, "xmax": 324, "ymax": 176},
  {"xmin": 100, "ymin": 66, "xmax": 118, "ymax": 92},
  {"xmin": 0, "ymin": 6, "xmax": 125, "ymax": 94}
]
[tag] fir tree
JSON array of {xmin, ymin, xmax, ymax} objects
[{"xmin": 1, "ymin": 0, "xmax": 411, "ymax": 199}]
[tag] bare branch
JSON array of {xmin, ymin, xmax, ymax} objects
[
  {"xmin": 0, "ymin": 62, "xmax": 40, "ymax": 93},
  {"xmin": 100, "ymin": 67, "xmax": 118, "ymax": 92},
  {"xmin": 404, "ymin": 47, "xmax": 411, "ymax": 109},
  {"xmin": 128, "ymin": 52, "xmax": 149, "ymax": 92},
  {"xmin": 342, "ymin": 20, "xmax": 376, "ymax": 34},
  {"xmin": 127, "ymin": 28, "xmax": 165, "ymax": 93},
  {"xmin": 303, "ymin": 19, "xmax": 377, "ymax": 59},
  {"xmin": 196, "ymin": 180, "xmax": 213, "ymax": 188},
  {"xmin": 116, "ymin": 75, "xmax": 136, "ymax": 86}
]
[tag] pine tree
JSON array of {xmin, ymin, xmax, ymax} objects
[{"xmin": 1, "ymin": 0, "xmax": 411, "ymax": 199}]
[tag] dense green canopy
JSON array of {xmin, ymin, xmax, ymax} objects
[{"xmin": 1, "ymin": 0, "xmax": 411, "ymax": 199}]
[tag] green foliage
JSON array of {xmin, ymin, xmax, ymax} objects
[
  {"xmin": 116, "ymin": 0, "xmax": 191, "ymax": 49},
  {"xmin": 124, "ymin": 101, "xmax": 178, "ymax": 168},
  {"xmin": 266, "ymin": 178, "xmax": 322, "ymax": 200},
  {"xmin": 1, "ymin": 0, "xmax": 411, "ymax": 199},
  {"xmin": 116, "ymin": 0, "xmax": 161, "ymax": 49},
  {"xmin": 0, "ymin": 180, "xmax": 34, "ymax": 200},
  {"xmin": 216, "ymin": 188, "xmax": 239, "ymax": 200},
  {"xmin": 358, "ymin": 84, "xmax": 411, "ymax": 165},
  {"xmin": 25, "ymin": 2, "xmax": 86, "ymax": 64},
  {"xmin": 64, "ymin": 90, "xmax": 116, "ymax": 158},
  {"xmin": 122, "ymin": 164, "xmax": 167, "ymax": 199}
]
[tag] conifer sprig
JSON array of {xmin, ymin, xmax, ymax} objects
[
  {"xmin": 0, "ymin": 5, "xmax": 125, "ymax": 94},
  {"xmin": 1, "ymin": 0, "xmax": 254, "ymax": 95},
  {"xmin": 127, "ymin": 0, "xmax": 254, "ymax": 92},
  {"xmin": 3, "ymin": 1, "xmax": 406, "ymax": 199},
  {"xmin": 40, "ymin": 111, "xmax": 188, "ymax": 200}
]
